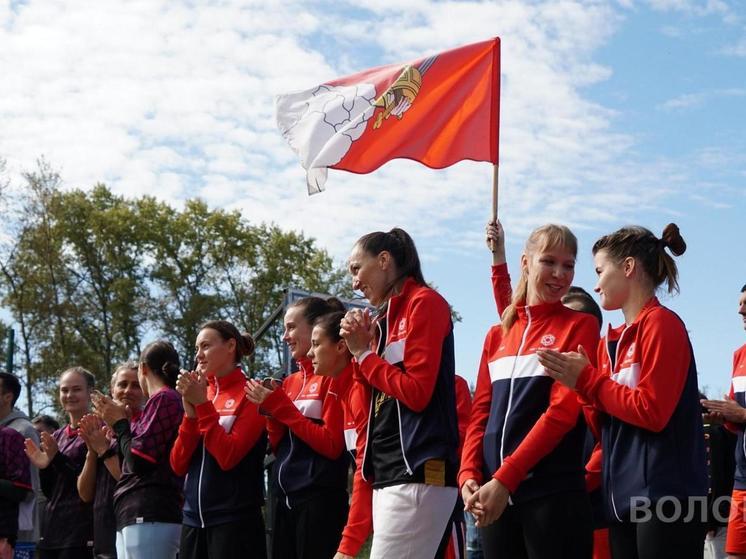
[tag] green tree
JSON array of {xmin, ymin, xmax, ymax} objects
[
  {"xmin": 55, "ymin": 185, "xmax": 149, "ymax": 379},
  {"xmin": 0, "ymin": 160, "xmax": 351, "ymax": 411}
]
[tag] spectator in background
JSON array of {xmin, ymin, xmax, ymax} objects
[
  {"xmin": 701, "ymin": 284, "xmax": 746, "ymax": 559},
  {"xmin": 25, "ymin": 367, "xmax": 95, "ymax": 559},
  {"xmin": 32, "ymin": 416, "xmax": 60, "ymax": 437},
  {"xmin": 0, "ymin": 373, "xmax": 41, "ymax": 553},
  {"xmin": 698, "ymin": 392, "xmax": 736, "ymax": 559},
  {"xmin": 0, "ymin": 426, "xmax": 32, "ymax": 559}
]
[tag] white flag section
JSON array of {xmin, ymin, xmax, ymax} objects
[{"xmin": 276, "ymin": 83, "xmax": 377, "ymax": 194}]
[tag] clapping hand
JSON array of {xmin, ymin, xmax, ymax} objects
[
  {"xmin": 92, "ymin": 391, "xmax": 128, "ymax": 427},
  {"xmin": 340, "ymin": 308, "xmax": 375, "ymax": 358},
  {"xmin": 78, "ymin": 413, "xmax": 111, "ymax": 456},
  {"xmin": 25, "ymin": 431, "xmax": 59, "ymax": 469}
]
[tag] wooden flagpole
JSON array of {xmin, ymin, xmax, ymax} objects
[{"xmin": 492, "ymin": 163, "xmax": 499, "ymax": 223}]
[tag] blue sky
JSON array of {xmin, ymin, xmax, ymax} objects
[{"xmin": 0, "ymin": 0, "xmax": 744, "ymax": 396}]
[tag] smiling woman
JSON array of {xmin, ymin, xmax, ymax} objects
[
  {"xmin": 244, "ymin": 296, "xmax": 350, "ymax": 559},
  {"xmin": 170, "ymin": 321, "xmax": 267, "ymax": 559},
  {"xmin": 336, "ymin": 227, "xmax": 460, "ymax": 559},
  {"xmin": 459, "ymin": 223, "xmax": 599, "ymax": 559},
  {"xmin": 538, "ymin": 224, "xmax": 708, "ymax": 559},
  {"xmin": 25, "ymin": 367, "xmax": 95, "ymax": 559}
]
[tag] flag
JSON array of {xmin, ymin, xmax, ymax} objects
[{"xmin": 276, "ymin": 37, "xmax": 500, "ymax": 194}]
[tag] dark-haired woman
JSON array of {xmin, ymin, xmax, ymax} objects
[
  {"xmin": 170, "ymin": 321, "xmax": 267, "ymax": 559},
  {"xmin": 308, "ymin": 311, "xmax": 361, "ymax": 458},
  {"xmin": 538, "ymin": 224, "xmax": 707, "ymax": 559},
  {"xmin": 335, "ymin": 227, "xmax": 460, "ymax": 559},
  {"xmin": 245, "ymin": 297, "xmax": 349, "ymax": 559},
  {"xmin": 26, "ymin": 367, "xmax": 95, "ymax": 559},
  {"xmin": 94, "ymin": 341, "xmax": 184, "ymax": 559}
]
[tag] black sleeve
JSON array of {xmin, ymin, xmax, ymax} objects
[
  {"xmin": 113, "ymin": 419, "xmax": 157, "ymax": 475},
  {"xmin": 50, "ymin": 448, "xmax": 83, "ymax": 479},
  {"xmin": 0, "ymin": 479, "xmax": 31, "ymax": 503},
  {"xmin": 39, "ymin": 466, "xmax": 56, "ymax": 499}
]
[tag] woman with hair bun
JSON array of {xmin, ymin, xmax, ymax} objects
[
  {"xmin": 245, "ymin": 296, "xmax": 349, "ymax": 559},
  {"xmin": 538, "ymin": 224, "xmax": 707, "ymax": 559},
  {"xmin": 93, "ymin": 340, "xmax": 184, "ymax": 559},
  {"xmin": 335, "ymin": 227, "xmax": 460, "ymax": 559},
  {"xmin": 170, "ymin": 321, "xmax": 267, "ymax": 559}
]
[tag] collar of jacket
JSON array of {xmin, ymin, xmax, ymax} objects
[
  {"xmin": 331, "ymin": 361, "xmax": 355, "ymax": 398},
  {"xmin": 605, "ymin": 296, "xmax": 661, "ymax": 340},
  {"xmin": 296, "ymin": 357, "xmax": 313, "ymax": 377},
  {"xmin": 515, "ymin": 299, "xmax": 565, "ymax": 321},
  {"xmin": 386, "ymin": 277, "xmax": 423, "ymax": 319},
  {"xmin": 64, "ymin": 423, "xmax": 80, "ymax": 437},
  {"xmin": 207, "ymin": 367, "xmax": 246, "ymax": 391}
]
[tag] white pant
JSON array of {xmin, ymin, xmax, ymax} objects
[
  {"xmin": 704, "ymin": 528, "xmax": 727, "ymax": 559},
  {"xmin": 116, "ymin": 522, "xmax": 181, "ymax": 559},
  {"xmin": 370, "ymin": 483, "xmax": 458, "ymax": 559}
]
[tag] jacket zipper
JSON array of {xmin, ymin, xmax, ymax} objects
[
  {"xmin": 277, "ymin": 371, "xmax": 306, "ymax": 509},
  {"xmin": 606, "ymin": 324, "xmax": 630, "ymax": 523},
  {"xmin": 360, "ymin": 320, "xmax": 383, "ymax": 483},
  {"xmin": 499, "ymin": 308, "xmax": 532, "ymax": 463},
  {"xmin": 386, "ymin": 308, "xmax": 415, "ymax": 476},
  {"xmin": 197, "ymin": 379, "xmax": 221, "ymax": 528}
]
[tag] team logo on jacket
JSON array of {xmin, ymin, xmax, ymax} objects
[
  {"xmin": 398, "ymin": 318, "xmax": 407, "ymax": 335},
  {"xmin": 626, "ymin": 343, "xmax": 636, "ymax": 359},
  {"xmin": 540, "ymin": 334, "xmax": 556, "ymax": 347},
  {"xmin": 224, "ymin": 399, "xmax": 235, "ymax": 409},
  {"xmin": 308, "ymin": 382, "xmax": 318, "ymax": 394}
]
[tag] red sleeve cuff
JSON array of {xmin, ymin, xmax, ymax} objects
[
  {"xmin": 575, "ymin": 364, "xmax": 598, "ymax": 399},
  {"xmin": 179, "ymin": 415, "xmax": 200, "ymax": 435},
  {"xmin": 195, "ymin": 401, "xmax": 219, "ymax": 430},
  {"xmin": 338, "ymin": 537, "xmax": 365, "ymax": 558},
  {"xmin": 493, "ymin": 460, "xmax": 522, "ymax": 494},
  {"xmin": 458, "ymin": 468, "xmax": 482, "ymax": 489},
  {"xmin": 262, "ymin": 387, "xmax": 291, "ymax": 414}
]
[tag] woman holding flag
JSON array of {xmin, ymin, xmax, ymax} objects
[
  {"xmin": 336, "ymin": 227, "xmax": 460, "ymax": 559},
  {"xmin": 459, "ymin": 223, "xmax": 598, "ymax": 559}
]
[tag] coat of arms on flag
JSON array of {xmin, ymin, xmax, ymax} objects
[{"xmin": 276, "ymin": 38, "xmax": 500, "ymax": 194}]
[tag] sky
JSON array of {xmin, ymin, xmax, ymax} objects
[{"xmin": 0, "ymin": 0, "xmax": 744, "ymax": 396}]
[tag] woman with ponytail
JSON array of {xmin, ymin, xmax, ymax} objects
[
  {"xmin": 459, "ymin": 224, "xmax": 599, "ymax": 559},
  {"xmin": 93, "ymin": 341, "xmax": 184, "ymax": 559},
  {"xmin": 335, "ymin": 227, "xmax": 460, "ymax": 559},
  {"xmin": 245, "ymin": 296, "xmax": 349, "ymax": 559},
  {"xmin": 170, "ymin": 321, "xmax": 267, "ymax": 559},
  {"xmin": 538, "ymin": 224, "xmax": 707, "ymax": 559}
]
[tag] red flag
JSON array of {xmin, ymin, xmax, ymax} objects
[{"xmin": 276, "ymin": 38, "xmax": 500, "ymax": 193}]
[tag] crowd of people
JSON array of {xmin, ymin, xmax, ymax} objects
[{"xmin": 0, "ymin": 220, "xmax": 743, "ymax": 559}]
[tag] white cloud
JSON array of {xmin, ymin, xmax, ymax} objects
[
  {"xmin": 659, "ymin": 88, "xmax": 746, "ymax": 110},
  {"xmin": 0, "ymin": 0, "xmax": 734, "ymax": 263}
]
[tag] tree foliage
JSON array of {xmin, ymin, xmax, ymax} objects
[{"xmin": 0, "ymin": 161, "xmax": 349, "ymax": 415}]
